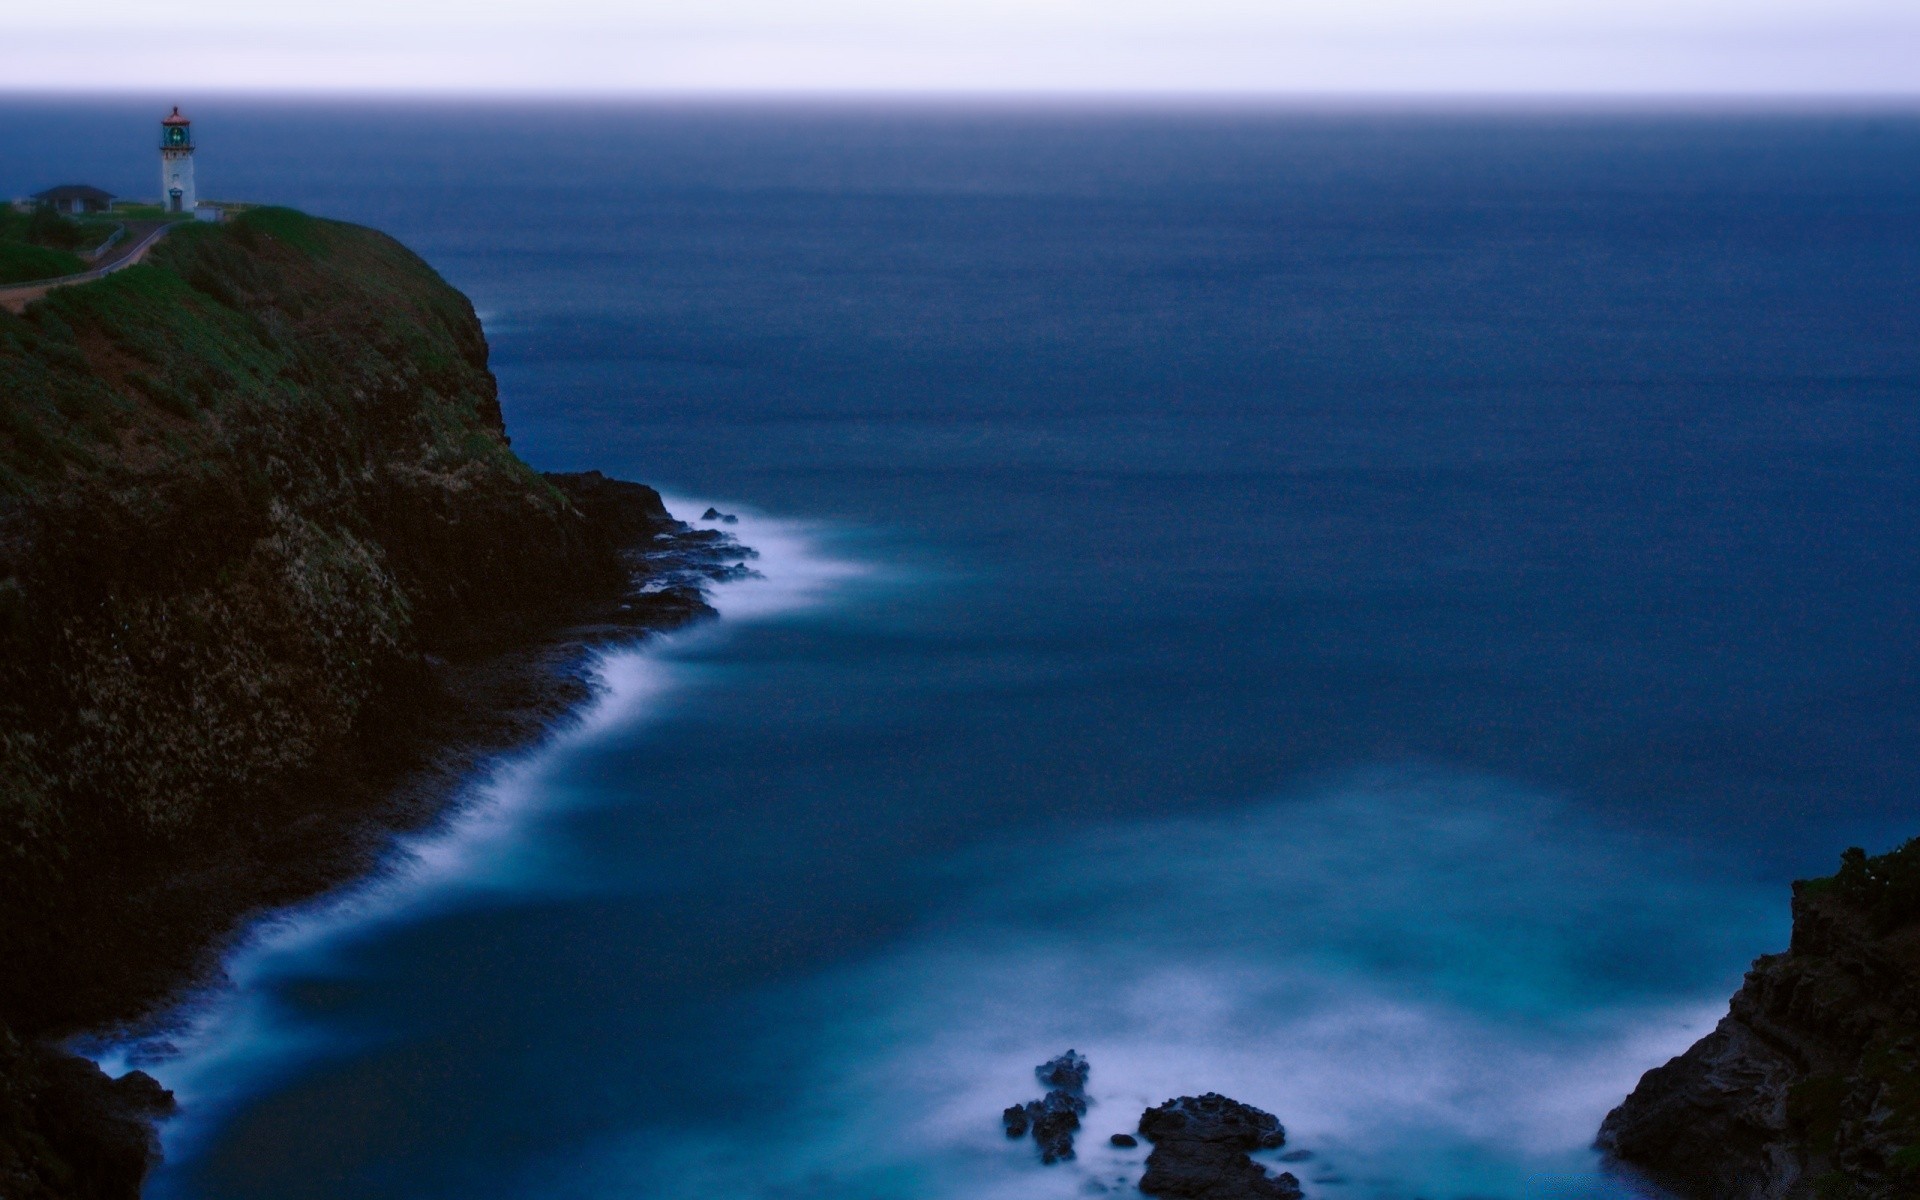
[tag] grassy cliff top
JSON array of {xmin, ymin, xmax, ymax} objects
[
  {"xmin": 0, "ymin": 209, "xmax": 106, "ymax": 286},
  {"xmin": 0, "ymin": 206, "xmax": 522, "ymax": 502}
]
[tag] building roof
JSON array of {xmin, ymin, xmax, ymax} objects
[
  {"xmin": 31, "ymin": 184, "xmax": 116, "ymax": 203},
  {"xmin": 162, "ymin": 106, "xmax": 191, "ymax": 126}
]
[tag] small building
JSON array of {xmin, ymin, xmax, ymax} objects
[{"xmin": 32, "ymin": 185, "xmax": 116, "ymax": 216}]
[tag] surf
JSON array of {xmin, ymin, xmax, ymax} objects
[{"xmin": 91, "ymin": 499, "xmax": 869, "ymax": 1195}]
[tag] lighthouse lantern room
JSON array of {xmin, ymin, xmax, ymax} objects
[{"xmin": 160, "ymin": 107, "xmax": 195, "ymax": 214}]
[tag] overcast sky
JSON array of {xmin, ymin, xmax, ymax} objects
[{"xmin": 4, "ymin": 0, "xmax": 1917, "ymax": 94}]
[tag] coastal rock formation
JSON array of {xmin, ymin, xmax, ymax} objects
[
  {"xmin": 0, "ymin": 208, "xmax": 744, "ymax": 1197},
  {"xmin": 1002, "ymin": 1051, "xmax": 1092, "ymax": 1163},
  {"xmin": 1599, "ymin": 840, "xmax": 1920, "ymax": 1199},
  {"xmin": 0, "ymin": 1027, "xmax": 174, "ymax": 1200},
  {"xmin": 1136, "ymin": 1093, "xmax": 1302, "ymax": 1200}
]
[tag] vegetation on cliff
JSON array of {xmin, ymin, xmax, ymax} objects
[
  {"xmin": 1601, "ymin": 840, "xmax": 1920, "ymax": 1200},
  {"xmin": 1816, "ymin": 839, "xmax": 1920, "ymax": 933},
  {"xmin": 0, "ymin": 208, "xmax": 105, "ymax": 285}
]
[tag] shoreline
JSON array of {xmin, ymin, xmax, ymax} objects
[
  {"xmin": 0, "ymin": 207, "xmax": 777, "ymax": 1197},
  {"xmin": 12, "ymin": 488, "xmax": 754, "ymax": 1197},
  {"xmin": 107, "ymin": 497, "xmax": 861, "ymax": 1179},
  {"xmin": 103, "ymin": 496, "xmax": 867, "ymax": 1190}
]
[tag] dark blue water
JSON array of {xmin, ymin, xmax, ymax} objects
[{"xmin": 12, "ymin": 100, "xmax": 1920, "ymax": 1200}]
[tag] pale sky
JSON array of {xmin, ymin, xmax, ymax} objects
[{"xmin": 2, "ymin": 0, "xmax": 1916, "ymax": 94}]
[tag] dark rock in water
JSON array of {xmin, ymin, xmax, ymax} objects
[
  {"xmin": 1111, "ymin": 1133, "xmax": 1139, "ymax": 1148},
  {"xmin": 1137, "ymin": 1094, "xmax": 1302, "ymax": 1200},
  {"xmin": 1028, "ymin": 1093, "xmax": 1084, "ymax": 1164},
  {"xmin": 1277, "ymin": 1150, "xmax": 1312, "ymax": 1163},
  {"xmin": 1001, "ymin": 1050, "xmax": 1092, "ymax": 1164},
  {"xmin": 1037, "ymin": 1049, "xmax": 1091, "ymax": 1093},
  {"xmin": 1138, "ymin": 1093, "xmax": 1286, "ymax": 1151},
  {"xmin": 1, "ymin": 1024, "xmax": 177, "ymax": 1200},
  {"xmin": 698, "ymin": 507, "xmax": 740, "ymax": 524},
  {"xmin": 1003, "ymin": 1104, "xmax": 1031, "ymax": 1138}
]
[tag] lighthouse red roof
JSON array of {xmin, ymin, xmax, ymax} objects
[{"xmin": 162, "ymin": 107, "xmax": 191, "ymax": 126}]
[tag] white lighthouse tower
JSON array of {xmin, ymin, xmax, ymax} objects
[{"xmin": 159, "ymin": 107, "xmax": 196, "ymax": 214}]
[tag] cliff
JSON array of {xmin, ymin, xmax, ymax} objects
[
  {"xmin": 1599, "ymin": 840, "xmax": 1920, "ymax": 1200},
  {"xmin": 0, "ymin": 208, "xmax": 734, "ymax": 1196}
]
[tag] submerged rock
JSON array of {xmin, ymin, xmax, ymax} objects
[
  {"xmin": 1111, "ymin": 1133, "xmax": 1139, "ymax": 1148},
  {"xmin": 1136, "ymin": 1093, "xmax": 1302, "ymax": 1200},
  {"xmin": 1001, "ymin": 1050, "xmax": 1092, "ymax": 1164}
]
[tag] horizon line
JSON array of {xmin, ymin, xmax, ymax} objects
[{"xmin": 4, "ymin": 87, "xmax": 1920, "ymax": 107}]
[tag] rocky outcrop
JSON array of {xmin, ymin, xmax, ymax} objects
[
  {"xmin": 1599, "ymin": 842, "xmax": 1920, "ymax": 1199},
  {"xmin": 0, "ymin": 1027, "xmax": 174, "ymax": 1200},
  {"xmin": 1003, "ymin": 1051, "xmax": 1092, "ymax": 1163},
  {"xmin": 1136, "ymin": 1093, "xmax": 1302, "ymax": 1200},
  {"xmin": 0, "ymin": 208, "xmax": 746, "ymax": 1198}
]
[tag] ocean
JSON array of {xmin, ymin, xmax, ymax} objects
[{"xmin": 9, "ymin": 98, "xmax": 1919, "ymax": 1199}]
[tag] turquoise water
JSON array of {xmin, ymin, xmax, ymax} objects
[{"xmin": 9, "ymin": 100, "xmax": 1918, "ymax": 1199}]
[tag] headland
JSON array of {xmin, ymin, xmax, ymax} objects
[
  {"xmin": 1600, "ymin": 839, "xmax": 1920, "ymax": 1199},
  {"xmin": 0, "ymin": 206, "xmax": 747, "ymax": 1197}
]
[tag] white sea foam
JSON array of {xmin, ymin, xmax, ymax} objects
[
  {"xmin": 571, "ymin": 770, "xmax": 1775, "ymax": 1200},
  {"xmin": 90, "ymin": 495, "xmax": 868, "ymax": 1179}
]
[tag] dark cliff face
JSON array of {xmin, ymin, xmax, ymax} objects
[
  {"xmin": 1600, "ymin": 842, "xmax": 1920, "ymax": 1200},
  {"xmin": 0, "ymin": 209, "xmax": 711, "ymax": 1197}
]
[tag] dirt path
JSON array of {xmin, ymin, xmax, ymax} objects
[{"xmin": 0, "ymin": 220, "xmax": 176, "ymax": 315}]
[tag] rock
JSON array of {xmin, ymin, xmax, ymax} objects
[
  {"xmin": 698, "ymin": 507, "xmax": 739, "ymax": 524},
  {"xmin": 1028, "ymin": 1091, "xmax": 1084, "ymax": 1164},
  {"xmin": 1111, "ymin": 1133, "xmax": 1139, "ymax": 1148},
  {"xmin": 1598, "ymin": 841, "xmax": 1920, "ymax": 1200},
  {"xmin": 1, "ymin": 1023, "xmax": 176, "ymax": 1200},
  {"xmin": 1001, "ymin": 1050, "xmax": 1092, "ymax": 1164},
  {"xmin": 1137, "ymin": 1094, "xmax": 1302, "ymax": 1200},
  {"xmin": 1277, "ymin": 1150, "xmax": 1312, "ymax": 1163},
  {"xmin": 1038, "ymin": 1049, "xmax": 1090, "ymax": 1093},
  {"xmin": 546, "ymin": 471, "xmax": 677, "ymax": 540}
]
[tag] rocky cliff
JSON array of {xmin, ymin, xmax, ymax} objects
[
  {"xmin": 0, "ymin": 208, "xmax": 736, "ymax": 1197},
  {"xmin": 1600, "ymin": 840, "xmax": 1920, "ymax": 1200}
]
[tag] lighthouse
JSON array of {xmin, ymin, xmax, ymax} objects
[{"xmin": 159, "ymin": 107, "xmax": 195, "ymax": 214}]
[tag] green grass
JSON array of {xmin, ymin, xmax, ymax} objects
[
  {"xmin": 0, "ymin": 208, "xmax": 112, "ymax": 283},
  {"xmin": 107, "ymin": 202, "xmax": 194, "ymax": 221},
  {"xmin": 0, "ymin": 207, "xmax": 480, "ymax": 492},
  {"xmin": 0, "ymin": 242, "xmax": 84, "ymax": 286}
]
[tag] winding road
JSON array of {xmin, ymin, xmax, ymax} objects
[{"xmin": 0, "ymin": 220, "xmax": 177, "ymax": 314}]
